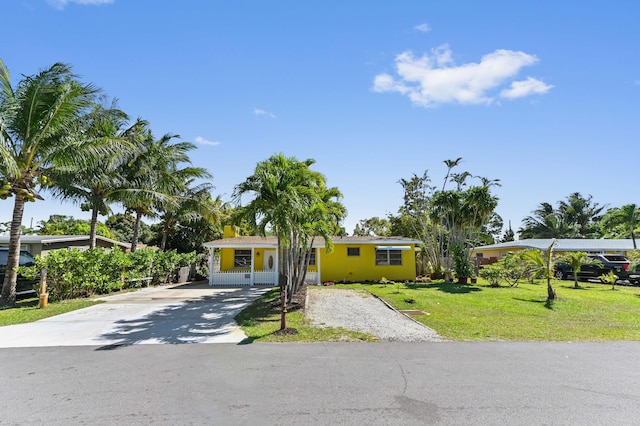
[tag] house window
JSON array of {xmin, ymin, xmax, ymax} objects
[
  {"xmin": 375, "ymin": 249, "xmax": 402, "ymax": 266},
  {"xmin": 347, "ymin": 247, "xmax": 360, "ymax": 257},
  {"xmin": 299, "ymin": 250, "xmax": 316, "ymax": 266},
  {"xmin": 234, "ymin": 249, "xmax": 252, "ymax": 268}
]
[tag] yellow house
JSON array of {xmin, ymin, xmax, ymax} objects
[
  {"xmin": 203, "ymin": 227, "xmax": 420, "ymax": 286},
  {"xmin": 471, "ymin": 238, "xmax": 637, "ymax": 266}
]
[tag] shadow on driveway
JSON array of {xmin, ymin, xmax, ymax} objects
[{"xmin": 95, "ymin": 288, "xmax": 267, "ymax": 350}]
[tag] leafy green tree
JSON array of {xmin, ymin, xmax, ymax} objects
[
  {"xmin": 36, "ymin": 215, "xmax": 113, "ymax": 239},
  {"xmin": 0, "ymin": 60, "xmax": 100, "ymax": 307},
  {"xmin": 353, "ymin": 216, "xmax": 391, "ymax": 236},
  {"xmin": 557, "ymin": 251, "xmax": 601, "ymax": 288},
  {"xmin": 105, "ymin": 213, "xmax": 154, "ymax": 245},
  {"xmin": 600, "ymin": 204, "xmax": 640, "ymax": 248}
]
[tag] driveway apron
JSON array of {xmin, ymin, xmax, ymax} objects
[{"xmin": 0, "ymin": 282, "xmax": 269, "ymax": 348}]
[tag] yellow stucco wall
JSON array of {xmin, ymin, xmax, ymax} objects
[
  {"xmin": 319, "ymin": 244, "xmax": 416, "ymax": 282},
  {"xmin": 218, "ymin": 244, "xmax": 417, "ymax": 282}
]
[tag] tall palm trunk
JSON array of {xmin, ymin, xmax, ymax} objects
[
  {"xmin": 131, "ymin": 210, "xmax": 142, "ymax": 252},
  {"xmin": 0, "ymin": 197, "xmax": 26, "ymax": 307},
  {"xmin": 89, "ymin": 207, "xmax": 99, "ymax": 249}
]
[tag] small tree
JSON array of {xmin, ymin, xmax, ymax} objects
[
  {"xmin": 599, "ymin": 271, "xmax": 618, "ymax": 290},
  {"xmin": 522, "ymin": 240, "xmax": 557, "ymax": 300},
  {"xmin": 557, "ymin": 251, "xmax": 602, "ymax": 289}
]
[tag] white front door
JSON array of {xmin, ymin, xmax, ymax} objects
[{"xmin": 263, "ymin": 250, "xmax": 276, "ymax": 271}]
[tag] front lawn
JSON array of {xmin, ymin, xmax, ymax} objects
[
  {"xmin": 237, "ymin": 280, "xmax": 640, "ymax": 342},
  {"xmin": 342, "ymin": 280, "xmax": 640, "ymax": 341},
  {"xmin": 0, "ymin": 298, "xmax": 101, "ymax": 326}
]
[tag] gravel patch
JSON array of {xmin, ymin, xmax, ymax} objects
[{"xmin": 305, "ymin": 287, "xmax": 443, "ymax": 342}]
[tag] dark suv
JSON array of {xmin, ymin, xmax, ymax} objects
[
  {"xmin": 0, "ymin": 248, "xmax": 38, "ymax": 296},
  {"xmin": 554, "ymin": 254, "xmax": 639, "ymax": 284}
]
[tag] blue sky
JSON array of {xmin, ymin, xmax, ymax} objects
[{"xmin": 2, "ymin": 0, "xmax": 639, "ymax": 236}]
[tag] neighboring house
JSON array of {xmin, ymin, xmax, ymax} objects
[
  {"xmin": 203, "ymin": 226, "xmax": 420, "ymax": 286},
  {"xmin": 471, "ymin": 239, "xmax": 638, "ymax": 266},
  {"xmin": 0, "ymin": 235, "xmax": 132, "ymax": 257}
]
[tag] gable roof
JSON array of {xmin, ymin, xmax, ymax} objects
[
  {"xmin": 203, "ymin": 235, "xmax": 420, "ymax": 249},
  {"xmin": 472, "ymin": 239, "xmax": 637, "ymax": 252}
]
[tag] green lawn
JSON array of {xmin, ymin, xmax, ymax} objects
[
  {"xmin": 340, "ymin": 280, "xmax": 640, "ymax": 341},
  {"xmin": 237, "ymin": 280, "xmax": 640, "ymax": 342},
  {"xmin": 0, "ymin": 298, "xmax": 101, "ymax": 326}
]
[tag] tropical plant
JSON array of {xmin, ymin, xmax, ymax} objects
[
  {"xmin": 49, "ymin": 103, "xmax": 145, "ymax": 248},
  {"xmin": 521, "ymin": 240, "xmax": 557, "ymax": 300},
  {"xmin": 599, "ymin": 204, "xmax": 640, "ymax": 249},
  {"xmin": 118, "ymin": 132, "xmax": 210, "ymax": 251},
  {"xmin": 36, "ymin": 214, "xmax": 113, "ymax": 239},
  {"xmin": 353, "ymin": 216, "xmax": 392, "ymax": 236},
  {"xmin": 556, "ymin": 251, "xmax": 602, "ymax": 288},
  {"xmin": 233, "ymin": 153, "xmax": 345, "ymax": 331},
  {"xmin": 0, "ymin": 60, "xmax": 101, "ymax": 307},
  {"xmin": 558, "ymin": 193, "xmax": 605, "ymax": 237},
  {"xmin": 599, "ymin": 271, "xmax": 619, "ymax": 290}
]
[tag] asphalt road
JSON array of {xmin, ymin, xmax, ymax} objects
[{"xmin": 2, "ymin": 341, "xmax": 639, "ymax": 425}]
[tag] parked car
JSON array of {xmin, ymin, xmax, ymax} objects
[
  {"xmin": 0, "ymin": 247, "xmax": 38, "ymax": 296},
  {"xmin": 554, "ymin": 254, "xmax": 639, "ymax": 285}
]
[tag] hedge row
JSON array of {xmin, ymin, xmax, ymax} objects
[{"xmin": 19, "ymin": 248, "xmax": 204, "ymax": 302}]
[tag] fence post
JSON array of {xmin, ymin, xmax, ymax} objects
[{"xmin": 38, "ymin": 267, "xmax": 48, "ymax": 308}]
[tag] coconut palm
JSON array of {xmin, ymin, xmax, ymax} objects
[
  {"xmin": 558, "ymin": 192, "xmax": 605, "ymax": 237},
  {"xmin": 119, "ymin": 132, "xmax": 210, "ymax": 251},
  {"xmin": 0, "ymin": 60, "xmax": 100, "ymax": 307},
  {"xmin": 156, "ymin": 180, "xmax": 220, "ymax": 251},
  {"xmin": 519, "ymin": 202, "xmax": 575, "ymax": 239},
  {"xmin": 50, "ymin": 103, "xmax": 146, "ymax": 248},
  {"xmin": 600, "ymin": 204, "xmax": 639, "ymax": 249}
]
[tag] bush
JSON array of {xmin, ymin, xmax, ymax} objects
[{"xmin": 19, "ymin": 248, "xmax": 203, "ymax": 302}]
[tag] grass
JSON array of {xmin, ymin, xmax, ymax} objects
[
  {"xmin": 340, "ymin": 279, "xmax": 640, "ymax": 341},
  {"xmin": 235, "ymin": 288, "xmax": 377, "ymax": 343},
  {"xmin": 237, "ymin": 279, "xmax": 640, "ymax": 342},
  {"xmin": 0, "ymin": 297, "xmax": 101, "ymax": 326}
]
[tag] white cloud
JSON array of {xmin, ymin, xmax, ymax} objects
[
  {"xmin": 47, "ymin": 0, "xmax": 113, "ymax": 9},
  {"xmin": 253, "ymin": 108, "xmax": 276, "ymax": 118},
  {"xmin": 414, "ymin": 23, "xmax": 431, "ymax": 33},
  {"xmin": 500, "ymin": 77, "xmax": 553, "ymax": 99},
  {"xmin": 194, "ymin": 136, "xmax": 220, "ymax": 146},
  {"xmin": 373, "ymin": 44, "xmax": 552, "ymax": 107}
]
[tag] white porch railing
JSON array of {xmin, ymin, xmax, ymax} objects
[{"xmin": 208, "ymin": 270, "xmax": 319, "ymax": 286}]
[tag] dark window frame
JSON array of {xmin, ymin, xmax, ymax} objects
[
  {"xmin": 375, "ymin": 249, "xmax": 403, "ymax": 266},
  {"xmin": 347, "ymin": 247, "xmax": 360, "ymax": 257},
  {"xmin": 233, "ymin": 249, "xmax": 252, "ymax": 268}
]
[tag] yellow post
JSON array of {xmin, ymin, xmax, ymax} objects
[{"xmin": 38, "ymin": 268, "xmax": 48, "ymax": 308}]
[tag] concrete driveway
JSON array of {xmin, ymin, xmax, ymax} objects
[{"xmin": 0, "ymin": 282, "xmax": 269, "ymax": 348}]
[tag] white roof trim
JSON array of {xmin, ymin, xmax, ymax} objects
[{"xmin": 375, "ymin": 246, "xmax": 412, "ymax": 251}]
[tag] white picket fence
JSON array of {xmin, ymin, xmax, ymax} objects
[{"xmin": 209, "ymin": 270, "xmax": 318, "ymax": 287}]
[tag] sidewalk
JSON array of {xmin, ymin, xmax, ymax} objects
[{"xmin": 0, "ymin": 282, "xmax": 269, "ymax": 348}]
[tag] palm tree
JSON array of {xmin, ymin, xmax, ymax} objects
[
  {"xmin": 0, "ymin": 60, "xmax": 99, "ymax": 307},
  {"xmin": 519, "ymin": 202, "xmax": 574, "ymax": 239},
  {"xmin": 50, "ymin": 103, "xmax": 145, "ymax": 248},
  {"xmin": 557, "ymin": 251, "xmax": 601, "ymax": 288},
  {"xmin": 600, "ymin": 204, "xmax": 639, "ymax": 249},
  {"xmin": 558, "ymin": 193, "xmax": 605, "ymax": 237},
  {"xmin": 233, "ymin": 153, "xmax": 343, "ymax": 330},
  {"xmin": 522, "ymin": 240, "xmax": 557, "ymax": 300},
  {"xmin": 157, "ymin": 181, "xmax": 220, "ymax": 251},
  {"xmin": 118, "ymin": 132, "xmax": 210, "ymax": 251}
]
